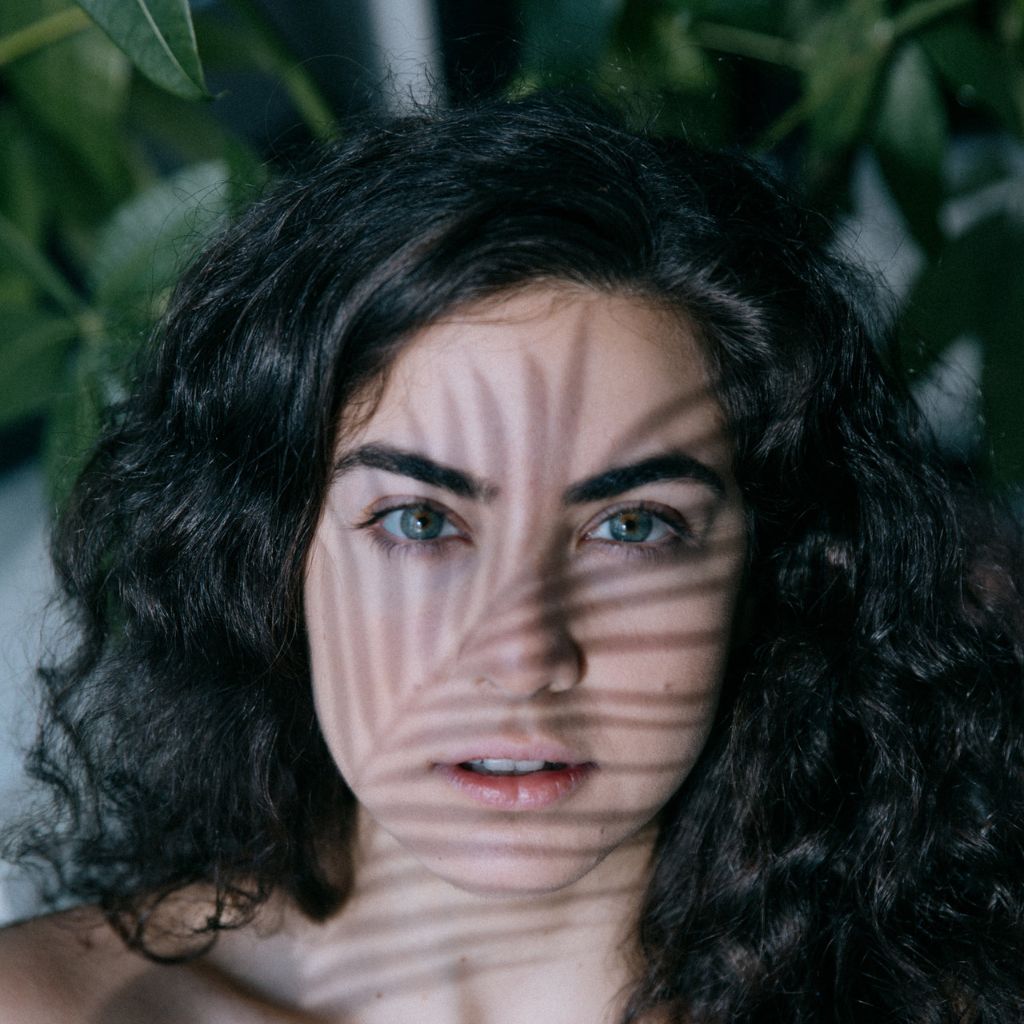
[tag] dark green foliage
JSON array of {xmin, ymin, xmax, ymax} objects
[{"xmin": 1, "ymin": 0, "xmax": 1023, "ymax": 488}]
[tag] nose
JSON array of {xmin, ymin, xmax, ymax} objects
[{"xmin": 465, "ymin": 578, "xmax": 585, "ymax": 699}]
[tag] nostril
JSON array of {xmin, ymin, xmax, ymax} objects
[{"xmin": 467, "ymin": 627, "xmax": 584, "ymax": 697}]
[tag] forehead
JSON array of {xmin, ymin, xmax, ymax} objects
[{"xmin": 350, "ymin": 285, "xmax": 730, "ymax": 478}]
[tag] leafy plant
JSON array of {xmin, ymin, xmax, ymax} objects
[
  {"xmin": 0, "ymin": 0, "xmax": 331, "ymax": 500},
  {"xmin": 1, "ymin": 0, "xmax": 1023, "ymax": 496}
]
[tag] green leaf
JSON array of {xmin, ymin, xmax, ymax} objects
[
  {"xmin": 668, "ymin": 0, "xmax": 781, "ymax": 34},
  {"xmin": 0, "ymin": 310, "xmax": 78, "ymax": 427},
  {"xmin": 191, "ymin": 5, "xmax": 275, "ymax": 72},
  {"xmin": 194, "ymin": 3, "xmax": 335, "ymax": 140},
  {"xmin": 0, "ymin": 0, "xmax": 132, "ymax": 202},
  {"xmin": 602, "ymin": 1, "xmax": 730, "ymax": 142},
  {"xmin": 802, "ymin": 0, "xmax": 890, "ymax": 160},
  {"xmin": 91, "ymin": 161, "xmax": 230, "ymax": 316},
  {"xmin": 43, "ymin": 347, "xmax": 104, "ymax": 509},
  {"xmin": 0, "ymin": 106, "xmax": 47, "ymax": 244},
  {"xmin": 0, "ymin": 7, "xmax": 90, "ymax": 70},
  {"xmin": 901, "ymin": 217, "xmax": 1024, "ymax": 481},
  {"xmin": 0, "ymin": 212, "xmax": 82, "ymax": 315},
  {"xmin": 873, "ymin": 42, "xmax": 947, "ymax": 253},
  {"xmin": 127, "ymin": 79, "xmax": 269, "ymax": 209},
  {"xmin": 944, "ymin": 135, "xmax": 1022, "ymax": 197},
  {"xmin": 75, "ymin": 0, "xmax": 209, "ymax": 101},
  {"xmin": 611, "ymin": 1, "xmax": 716, "ymax": 93},
  {"xmin": 0, "ymin": 271, "xmax": 34, "ymax": 306},
  {"xmin": 920, "ymin": 21, "xmax": 1022, "ymax": 135}
]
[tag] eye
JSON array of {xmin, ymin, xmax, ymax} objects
[
  {"xmin": 377, "ymin": 504, "xmax": 461, "ymax": 542},
  {"xmin": 584, "ymin": 504, "xmax": 691, "ymax": 550}
]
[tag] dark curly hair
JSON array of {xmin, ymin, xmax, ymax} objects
[{"xmin": 9, "ymin": 93, "xmax": 1024, "ymax": 1021}]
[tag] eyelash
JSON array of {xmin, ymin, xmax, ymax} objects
[
  {"xmin": 355, "ymin": 499, "xmax": 695, "ymax": 561},
  {"xmin": 355, "ymin": 502, "xmax": 469, "ymax": 561}
]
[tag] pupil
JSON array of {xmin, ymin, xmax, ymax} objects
[
  {"xmin": 400, "ymin": 506, "xmax": 443, "ymax": 540},
  {"xmin": 610, "ymin": 510, "xmax": 652, "ymax": 542}
]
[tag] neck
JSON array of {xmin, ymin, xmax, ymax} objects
[{"xmin": 215, "ymin": 809, "xmax": 657, "ymax": 1023}]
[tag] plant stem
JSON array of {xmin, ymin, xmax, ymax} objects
[
  {"xmin": 0, "ymin": 214, "xmax": 83, "ymax": 316},
  {"xmin": 222, "ymin": 0, "xmax": 338, "ymax": 141},
  {"xmin": 754, "ymin": 50, "xmax": 878, "ymax": 151},
  {"xmin": 276, "ymin": 62, "xmax": 338, "ymax": 140},
  {"xmin": 691, "ymin": 22, "xmax": 810, "ymax": 69},
  {"xmin": 754, "ymin": 0, "xmax": 972, "ymax": 150},
  {"xmin": 755, "ymin": 93, "xmax": 816, "ymax": 150},
  {"xmin": 892, "ymin": 0, "xmax": 972, "ymax": 39},
  {"xmin": 0, "ymin": 6, "xmax": 91, "ymax": 68}
]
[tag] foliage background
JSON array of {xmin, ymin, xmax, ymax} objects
[{"xmin": 1, "ymin": 0, "xmax": 1023, "ymax": 501}]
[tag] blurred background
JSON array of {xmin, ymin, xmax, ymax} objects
[{"xmin": 1, "ymin": 0, "xmax": 1022, "ymax": 921}]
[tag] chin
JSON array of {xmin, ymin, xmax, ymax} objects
[
  {"xmin": 420, "ymin": 848, "xmax": 602, "ymax": 899},
  {"xmin": 388, "ymin": 818, "xmax": 632, "ymax": 899},
  {"xmin": 356, "ymin": 790, "xmax": 661, "ymax": 899}
]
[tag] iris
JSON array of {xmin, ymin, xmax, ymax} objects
[
  {"xmin": 606, "ymin": 510, "xmax": 654, "ymax": 543},
  {"xmin": 393, "ymin": 505, "xmax": 445, "ymax": 541}
]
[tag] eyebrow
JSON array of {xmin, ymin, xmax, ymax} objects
[
  {"xmin": 335, "ymin": 444, "xmax": 726, "ymax": 504},
  {"xmin": 334, "ymin": 444, "xmax": 497, "ymax": 500},
  {"xmin": 563, "ymin": 453, "xmax": 726, "ymax": 503}
]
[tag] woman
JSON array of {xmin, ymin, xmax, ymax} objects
[{"xmin": 1, "ymin": 93, "xmax": 1022, "ymax": 1022}]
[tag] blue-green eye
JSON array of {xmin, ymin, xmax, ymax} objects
[
  {"xmin": 378, "ymin": 504, "xmax": 459, "ymax": 542},
  {"xmin": 589, "ymin": 508, "xmax": 677, "ymax": 545}
]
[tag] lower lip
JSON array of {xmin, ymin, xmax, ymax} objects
[{"xmin": 436, "ymin": 763, "xmax": 594, "ymax": 810}]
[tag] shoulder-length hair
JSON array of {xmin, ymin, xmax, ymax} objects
[{"xmin": 14, "ymin": 93, "xmax": 1024, "ymax": 1020}]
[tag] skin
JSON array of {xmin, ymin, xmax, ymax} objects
[{"xmin": 0, "ymin": 285, "xmax": 747, "ymax": 1023}]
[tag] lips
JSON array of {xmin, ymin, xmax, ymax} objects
[
  {"xmin": 438, "ymin": 739, "xmax": 586, "ymax": 768},
  {"xmin": 433, "ymin": 741, "xmax": 595, "ymax": 810},
  {"xmin": 461, "ymin": 758, "xmax": 566, "ymax": 775}
]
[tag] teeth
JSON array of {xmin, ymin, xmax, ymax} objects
[{"xmin": 463, "ymin": 758, "xmax": 558, "ymax": 775}]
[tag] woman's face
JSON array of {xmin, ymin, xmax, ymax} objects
[{"xmin": 305, "ymin": 285, "xmax": 747, "ymax": 895}]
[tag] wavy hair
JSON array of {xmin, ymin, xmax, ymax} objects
[{"xmin": 10, "ymin": 93, "xmax": 1024, "ymax": 1019}]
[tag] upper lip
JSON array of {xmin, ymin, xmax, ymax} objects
[{"xmin": 435, "ymin": 738, "xmax": 591, "ymax": 767}]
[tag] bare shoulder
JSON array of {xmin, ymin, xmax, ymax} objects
[
  {"xmin": 0, "ymin": 902, "xmax": 303, "ymax": 1024},
  {"xmin": 0, "ymin": 906, "xmax": 150, "ymax": 1023}
]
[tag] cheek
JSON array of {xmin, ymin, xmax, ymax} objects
[
  {"xmin": 596, "ymin": 637, "xmax": 725, "ymax": 767},
  {"xmin": 572, "ymin": 558, "xmax": 741, "ymax": 788},
  {"xmin": 304, "ymin": 527, "xmax": 466, "ymax": 779},
  {"xmin": 573, "ymin": 550, "xmax": 741, "ymax": 676}
]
